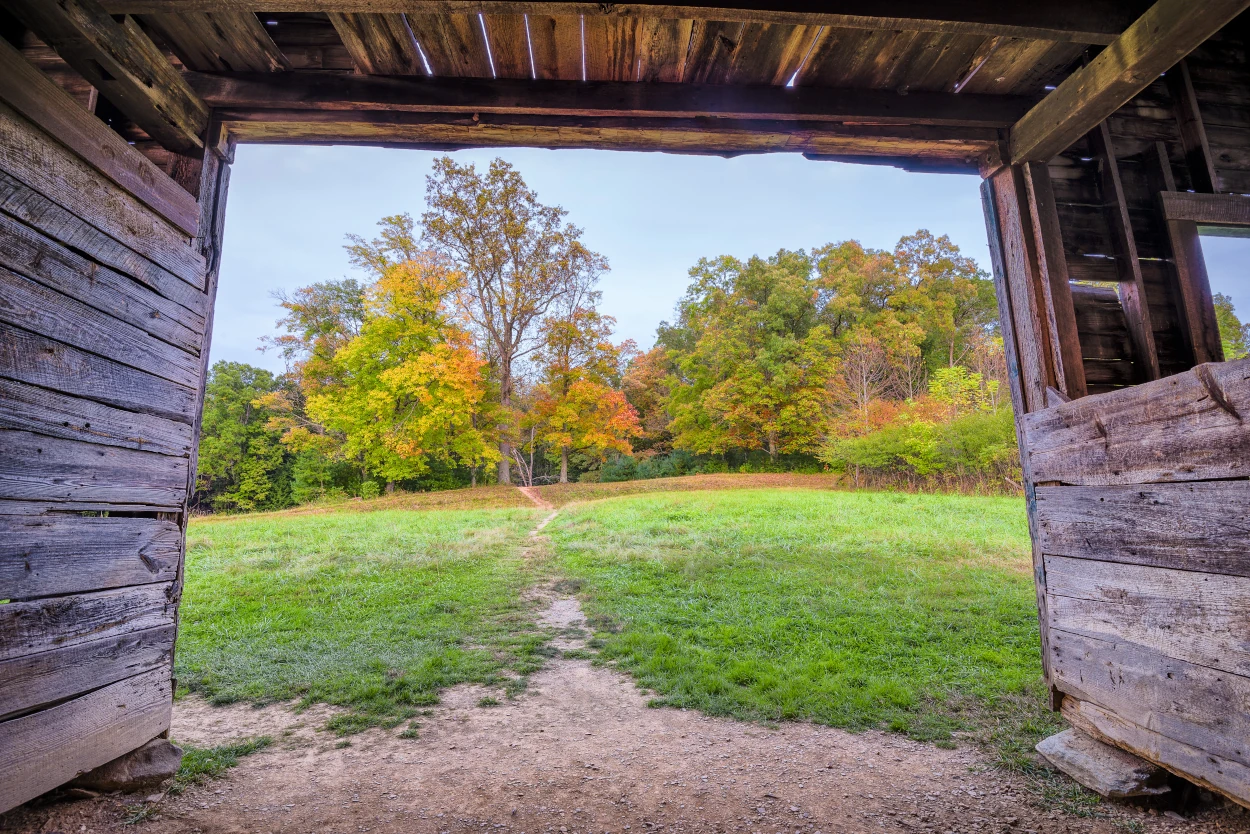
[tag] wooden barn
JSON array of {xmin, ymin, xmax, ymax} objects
[{"xmin": 1, "ymin": 0, "xmax": 1249, "ymax": 813}]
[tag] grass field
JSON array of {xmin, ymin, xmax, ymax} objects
[
  {"xmin": 179, "ymin": 479, "xmax": 1056, "ymax": 756},
  {"xmin": 180, "ymin": 506, "xmax": 546, "ymax": 731}
]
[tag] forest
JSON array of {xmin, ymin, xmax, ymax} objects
[{"xmin": 192, "ymin": 156, "xmax": 1250, "ymax": 513}]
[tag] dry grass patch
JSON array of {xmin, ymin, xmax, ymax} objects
[
  {"xmin": 193, "ymin": 485, "xmax": 531, "ymax": 524},
  {"xmin": 534, "ymin": 473, "xmax": 841, "ymax": 507}
]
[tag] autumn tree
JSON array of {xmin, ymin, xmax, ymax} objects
[{"xmin": 528, "ymin": 303, "xmax": 640, "ymax": 482}]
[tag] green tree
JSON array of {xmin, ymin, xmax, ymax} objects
[
  {"xmin": 1214, "ymin": 292, "xmax": 1250, "ymax": 360},
  {"xmin": 195, "ymin": 361, "xmax": 293, "ymax": 512}
]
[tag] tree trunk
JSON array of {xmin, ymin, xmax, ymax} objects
[
  {"xmin": 470, "ymin": 467, "xmax": 477, "ymax": 488},
  {"xmin": 560, "ymin": 447, "xmax": 569, "ymax": 484},
  {"xmin": 498, "ymin": 440, "xmax": 511, "ymax": 484},
  {"xmin": 385, "ymin": 481, "xmax": 395, "ymax": 494}
]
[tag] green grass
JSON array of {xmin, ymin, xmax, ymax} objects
[
  {"xmin": 172, "ymin": 737, "xmax": 273, "ymax": 792},
  {"xmin": 548, "ymin": 489, "xmax": 1060, "ymax": 746},
  {"xmin": 178, "ymin": 507, "xmax": 547, "ymax": 730}
]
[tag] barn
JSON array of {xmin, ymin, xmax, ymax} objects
[{"xmin": 1, "ymin": 0, "xmax": 1248, "ymax": 813}]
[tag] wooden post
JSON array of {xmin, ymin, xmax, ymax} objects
[
  {"xmin": 1089, "ymin": 121, "xmax": 1160, "ymax": 381},
  {"xmin": 1166, "ymin": 59, "xmax": 1219, "ymax": 194}
]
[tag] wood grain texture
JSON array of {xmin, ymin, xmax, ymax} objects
[
  {"xmin": 329, "ymin": 13, "xmax": 426, "ymax": 75},
  {"xmin": 6, "ymin": 0, "xmax": 209, "ymax": 153},
  {"xmin": 98, "ymin": 1, "xmax": 1141, "ymax": 44},
  {"xmin": 0, "ymin": 582, "xmax": 176, "ymax": 662},
  {"xmin": 188, "ymin": 70, "xmax": 1033, "ymax": 126},
  {"xmin": 0, "ymin": 210, "xmax": 204, "ymax": 351},
  {"xmin": 0, "ymin": 38, "xmax": 198, "ymax": 236},
  {"xmin": 481, "ymin": 13, "xmax": 532, "ymax": 78},
  {"xmin": 0, "ymin": 515, "xmax": 182, "ymax": 599},
  {"xmin": 526, "ymin": 14, "xmax": 584, "ymax": 80},
  {"xmin": 405, "ymin": 12, "xmax": 493, "ymax": 77},
  {"xmin": 0, "ymin": 625, "xmax": 175, "ymax": 721},
  {"xmin": 0, "ymin": 667, "xmax": 172, "ymax": 814},
  {"xmin": 1165, "ymin": 59, "xmax": 1219, "ymax": 193},
  {"xmin": 0, "ymin": 378, "xmax": 192, "ymax": 458},
  {"xmin": 1051, "ymin": 629, "xmax": 1250, "ymax": 770},
  {"xmin": 1024, "ymin": 357, "xmax": 1250, "ymax": 485},
  {"xmin": 1063, "ymin": 696, "xmax": 1250, "ymax": 810},
  {"xmin": 0, "ymin": 172, "xmax": 207, "ymax": 313},
  {"xmin": 1046, "ymin": 554, "xmax": 1250, "ymax": 677},
  {"xmin": 0, "ymin": 268, "xmax": 201, "ymax": 388},
  {"xmin": 143, "ymin": 10, "xmax": 291, "ymax": 72},
  {"xmin": 0, "ymin": 429, "xmax": 188, "ymax": 509},
  {"xmin": 0, "ymin": 324, "xmax": 199, "ymax": 426},
  {"xmin": 1160, "ymin": 191, "xmax": 1250, "ymax": 227},
  {"xmin": 1036, "ymin": 481, "xmax": 1250, "ymax": 578},
  {"xmin": 1009, "ymin": 0, "xmax": 1250, "ymax": 163},
  {"xmin": 0, "ymin": 102, "xmax": 207, "ymax": 289}
]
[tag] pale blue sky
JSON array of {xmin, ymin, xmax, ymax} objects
[{"xmin": 210, "ymin": 145, "xmax": 1250, "ymax": 372}]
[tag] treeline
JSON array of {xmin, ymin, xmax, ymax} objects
[{"xmin": 193, "ymin": 157, "xmax": 1022, "ymax": 512}]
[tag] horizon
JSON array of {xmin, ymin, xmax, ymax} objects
[{"xmin": 211, "ymin": 145, "xmax": 1250, "ymax": 373}]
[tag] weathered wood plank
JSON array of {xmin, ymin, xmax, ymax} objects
[
  {"xmin": 1024, "ymin": 357, "xmax": 1250, "ymax": 485},
  {"xmin": 0, "ymin": 323, "xmax": 198, "ymax": 426},
  {"xmin": 0, "ymin": 268, "xmax": 200, "ymax": 388},
  {"xmin": 1160, "ymin": 191, "xmax": 1250, "ymax": 227},
  {"xmin": 1009, "ymin": 0, "xmax": 1250, "ymax": 163},
  {"xmin": 0, "ymin": 625, "xmax": 175, "ymax": 721},
  {"xmin": 0, "ymin": 210, "xmax": 204, "ymax": 351},
  {"xmin": 1063, "ymin": 697, "xmax": 1250, "ymax": 810},
  {"xmin": 1162, "ymin": 212, "xmax": 1224, "ymax": 366},
  {"xmin": 7, "ymin": 0, "xmax": 209, "ymax": 153},
  {"xmin": 481, "ymin": 13, "xmax": 533, "ymax": 79},
  {"xmin": 1023, "ymin": 161, "xmax": 1087, "ymax": 399},
  {"xmin": 0, "ymin": 38, "xmax": 198, "ymax": 237},
  {"xmin": 329, "ymin": 12, "xmax": 426, "ymax": 76},
  {"xmin": 635, "ymin": 18, "xmax": 692, "ymax": 83},
  {"xmin": 0, "ymin": 515, "xmax": 181, "ymax": 600},
  {"xmin": 526, "ymin": 14, "xmax": 584, "ymax": 81},
  {"xmin": 1089, "ymin": 121, "xmax": 1159, "ymax": 380},
  {"xmin": 1051, "ymin": 628, "xmax": 1250, "ymax": 770},
  {"xmin": 99, "ymin": 1, "xmax": 1142, "ymax": 45},
  {"xmin": 1046, "ymin": 554, "xmax": 1250, "ymax": 677},
  {"xmin": 0, "ymin": 172, "xmax": 207, "ymax": 312},
  {"xmin": 0, "ymin": 430, "xmax": 188, "ymax": 509},
  {"xmin": 0, "ymin": 582, "xmax": 176, "ymax": 662},
  {"xmin": 187, "ymin": 71, "xmax": 1034, "ymax": 127},
  {"xmin": 143, "ymin": 11, "xmax": 290, "ymax": 73},
  {"xmin": 404, "ymin": 13, "xmax": 493, "ymax": 78},
  {"xmin": 1036, "ymin": 481, "xmax": 1250, "ymax": 578},
  {"xmin": 0, "ymin": 102, "xmax": 207, "ymax": 290},
  {"xmin": 0, "ymin": 667, "xmax": 172, "ymax": 814},
  {"xmin": 0, "ymin": 378, "xmax": 192, "ymax": 458}
]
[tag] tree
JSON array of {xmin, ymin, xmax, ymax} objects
[
  {"xmin": 297, "ymin": 254, "xmax": 498, "ymax": 484},
  {"xmin": 195, "ymin": 361, "xmax": 292, "ymax": 512},
  {"xmin": 418, "ymin": 157, "xmax": 609, "ymax": 483},
  {"xmin": 894, "ymin": 231, "xmax": 997, "ymax": 369},
  {"xmin": 1214, "ymin": 292, "xmax": 1250, "ymax": 360},
  {"xmin": 529, "ymin": 304, "xmax": 639, "ymax": 482}
]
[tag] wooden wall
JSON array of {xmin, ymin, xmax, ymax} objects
[
  {"xmin": 983, "ymin": 24, "xmax": 1250, "ymax": 809},
  {"xmin": 0, "ymin": 38, "xmax": 228, "ymax": 813}
]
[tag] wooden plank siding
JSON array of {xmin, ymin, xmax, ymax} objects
[{"xmin": 0, "ymin": 44, "xmax": 219, "ymax": 813}]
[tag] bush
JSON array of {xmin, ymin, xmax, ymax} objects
[{"xmin": 360, "ymin": 481, "xmax": 382, "ymax": 500}]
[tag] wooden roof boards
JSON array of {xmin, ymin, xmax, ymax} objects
[{"xmin": 8, "ymin": 0, "xmax": 1247, "ymax": 173}]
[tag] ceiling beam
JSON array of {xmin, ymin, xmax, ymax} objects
[
  {"xmin": 188, "ymin": 71, "xmax": 1035, "ymax": 128},
  {"xmin": 7, "ymin": 0, "xmax": 209, "ymax": 154},
  {"xmin": 98, "ymin": 1, "xmax": 1147, "ymax": 45},
  {"xmin": 1009, "ymin": 0, "xmax": 1250, "ymax": 164}
]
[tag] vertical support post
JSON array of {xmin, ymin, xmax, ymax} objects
[
  {"xmin": 168, "ymin": 117, "xmax": 233, "ymax": 696},
  {"xmin": 982, "ymin": 169, "xmax": 1066, "ymax": 711},
  {"xmin": 1162, "ymin": 209, "xmax": 1224, "ymax": 365},
  {"xmin": 1090, "ymin": 121, "xmax": 1161, "ymax": 381}
]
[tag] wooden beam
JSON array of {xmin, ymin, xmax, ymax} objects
[
  {"xmin": 1009, "ymin": 0, "xmax": 1250, "ymax": 164},
  {"xmin": 6, "ymin": 0, "xmax": 209, "ymax": 154},
  {"xmin": 328, "ymin": 13, "xmax": 427, "ymax": 76},
  {"xmin": 1165, "ymin": 59, "xmax": 1219, "ymax": 193},
  {"xmin": 188, "ymin": 71, "xmax": 1034, "ymax": 128},
  {"xmin": 0, "ymin": 38, "xmax": 199, "ymax": 236},
  {"xmin": 214, "ymin": 108, "xmax": 999, "ymax": 160},
  {"xmin": 1089, "ymin": 121, "xmax": 1160, "ymax": 380},
  {"xmin": 1160, "ymin": 191, "xmax": 1250, "ymax": 227}
]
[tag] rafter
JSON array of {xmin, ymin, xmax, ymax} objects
[
  {"xmin": 98, "ymin": 1, "xmax": 1146, "ymax": 45},
  {"xmin": 187, "ymin": 71, "xmax": 1034, "ymax": 128},
  {"xmin": 1008, "ymin": 0, "xmax": 1250, "ymax": 164},
  {"xmin": 7, "ymin": 0, "xmax": 209, "ymax": 153}
]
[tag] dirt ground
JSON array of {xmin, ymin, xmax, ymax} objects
[{"xmin": 5, "ymin": 592, "xmax": 1247, "ymax": 834}]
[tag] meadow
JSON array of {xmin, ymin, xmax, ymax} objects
[{"xmin": 178, "ymin": 479, "xmax": 1057, "ymax": 755}]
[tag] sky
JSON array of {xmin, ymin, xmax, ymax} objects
[{"xmin": 210, "ymin": 144, "xmax": 1250, "ymax": 373}]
